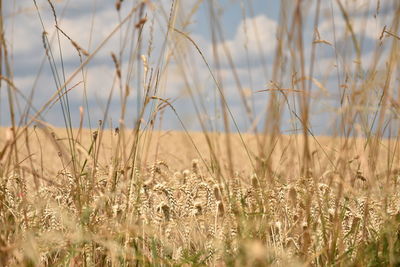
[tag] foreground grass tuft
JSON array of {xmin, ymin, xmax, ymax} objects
[{"xmin": 0, "ymin": 155, "xmax": 399, "ymax": 265}]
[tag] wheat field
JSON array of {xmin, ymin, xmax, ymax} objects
[
  {"xmin": 1, "ymin": 0, "xmax": 400, "ymax": 266},
  {"xmin": 1, "ymin": 127, "xmax": 399, "ymax": 266}
]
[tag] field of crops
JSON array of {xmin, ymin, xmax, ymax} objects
[{"xmin": 1, "ymin": 0, "xmax": 400, "ymax": 266}]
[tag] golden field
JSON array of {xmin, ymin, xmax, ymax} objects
[
  {"xmin": 1, "ymin": 126, "xmax": 399, "ymax": 266},
  {"xmin": 2, "ymin": 0, "xmax": 400, "ymax": 265}
]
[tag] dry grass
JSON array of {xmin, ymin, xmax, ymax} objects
[
  {"xmin": 1, "ymin": 127, "xmax": 400, "ymax": 265},
  {"xmin": 1, "ymin": 0, "xmax": 400, "ymax": 266}
]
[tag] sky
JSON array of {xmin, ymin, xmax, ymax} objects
[{"xmin": 1, "ymin": 0, "xmax": 399, "ymax": 135}]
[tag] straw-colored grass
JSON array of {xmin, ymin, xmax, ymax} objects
[
  {"xmin": 1, "ymin": 0, "xmax": 400, "ymax": 266},
  {"xmin": 1, "ymin": 127, "xmax": 399, "ymax": 265}
]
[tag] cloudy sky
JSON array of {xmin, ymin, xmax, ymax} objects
[{"xmin": 2, "ymin": 0, "xmax": 398, "ymax": 135}]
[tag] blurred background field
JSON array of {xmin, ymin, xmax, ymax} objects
[
  {"xmin": 1, "ymin": 126, "xmax": 399, "ymax": 180},
  {"xmin": 1, "ymin": 0, "xmax": 400, "ymax": 265}
]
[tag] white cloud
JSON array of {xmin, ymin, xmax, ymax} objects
[
  {"xmin": 236, "ymin": 15, "xmax": 277, "ymax": 55},
  {"xmin": 318, "ymin": 12, "xmax": 384, "ymax": 42},
  {"xmin": 213, "ymin": 15, "xmax": 277, "ymax": 65},
  {"xmin": 5, "ymin": 0, "xmax": 394, "ymax": 132},
  {"xmin": 6, "ymin": 12, "xmax": 42, "ymax": 55},
  {"xmin": 313, "ymin": 2, "xmax": 395, "ymax": 79},
  {"xmin": 68, "ymin": 64, "xmax": 116, "ymax": 101},
  {"xmin": 337, "ymin": 0, "xmax": 392, "ymax": 17}
]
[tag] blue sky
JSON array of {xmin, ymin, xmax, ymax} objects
[{"xmin": 2, "ymin": 0, "xmax": 398, "ymax": 135}]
